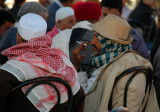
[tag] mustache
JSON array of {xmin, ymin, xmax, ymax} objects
[{"xmin": 92, "ymin": 44, "xmax": 98, "ymax": 50}]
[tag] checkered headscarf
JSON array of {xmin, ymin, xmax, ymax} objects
[
  {"xmin": 91, "ymin": 33, "xmax": 132, "ymax": 68},
  {"xmin": 1, "ymin": 35, "xmax": 79, "ymax": 112}
]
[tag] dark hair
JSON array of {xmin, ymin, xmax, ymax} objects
[
  {"xmin": 15, "ymin": 0, "xmax": 25, "ymax": 5},
  {"xmin": 0, "ymin": 10, "xmax": 16, "ymax": 27},
  {"xmin": 100, "ymin": 0, "xmax": 123, "ymax": 13},
  {"xmin": 59, "ymin": 0, "xmax": 73, "ymax": 3}
]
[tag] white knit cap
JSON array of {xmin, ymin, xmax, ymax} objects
[
  {"xmin": 18, "ymin": 13, "xmax": 47, "ymax": 41},
  {"xmin": 55, "ymin": 7, "xmax": 74, "ymax": 22}
]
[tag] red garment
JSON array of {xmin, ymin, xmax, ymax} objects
[
  {"xmin": 46, "ymin": 25, "xmax": 59, "ymax": 39},
  {"xmin": 1, "ymin": 35, "xmax": 79, "ymax": 111}
]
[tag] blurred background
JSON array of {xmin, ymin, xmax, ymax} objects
[{"xmin": 4, "ymin": 0, "xmax": 160, "ymax": 9}]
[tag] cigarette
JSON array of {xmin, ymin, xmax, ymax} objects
[{"xmin": 76, "ymin": 41, "xmax": 87, "ymax": 47}]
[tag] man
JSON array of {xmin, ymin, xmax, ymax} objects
[
  {"xmin": 0, "ymin": 13, "xmax": 85, "ymax": 112},
  {"xmin": 9, "ymin": 0, "xmax": 26, "ymax": 18},
  {"xmin": 73, "ymin": 14, "xmax": 159, "ymax": 112},
  {"xmin": 46, "ymin": 7, "xmax": 75, "ymax": 39},
  {"xmin": 51, "ymin": 2, "xmax": 101, "ymax": 73},
  {"xmin": 39, "ymin": 0, "xmax": 49, "ymax": 7},
  {"xmin": 128, "ymin": 0, "xmax": 157, "ymax": 48},
  {"xmin": 0, "ymin": 2, "xmax": 48, "ymax": 65},
  {"xmin": 47, "ymin": 0, "xmax": 73, "ymax": 31},
  {"xmin": 101, "ymin": 0, "xmax": 150, "ymax": 61},
  {"xmin": 0, "ymin": 10, "xmax": 15, "ymax": 40}
]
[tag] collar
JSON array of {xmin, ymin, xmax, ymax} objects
[{"xmin": 57, "ymin": 28, "xmax": 61, "ymax": 32}]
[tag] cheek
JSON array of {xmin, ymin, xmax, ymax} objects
[
  {"xmin": 65, "ymin": 23, "xmax": 74, "ymax": 29},
  {"xmin": 0, "ymin": 27, "xmax": 7, "ymax": 35},
  {"xmin": 97, "ymin": 45, "xmax": 102, "ymax": 53}
]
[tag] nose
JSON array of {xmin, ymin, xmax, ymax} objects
[{"xmin": 90, "ymin": 38, "xmax": 94, "ymax": 45}]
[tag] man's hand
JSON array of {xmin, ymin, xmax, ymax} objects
[{"xmin": 73, "ymin": 42, "xmax": 88, "ymax": 70}]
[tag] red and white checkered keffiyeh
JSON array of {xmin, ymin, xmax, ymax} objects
[{"xmin": 2, "ymin": 35, "xmax": 79, "ymax": 112}]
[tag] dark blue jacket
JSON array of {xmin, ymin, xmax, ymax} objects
[
  {"xmin": 47, "ymin": 3, "xmax": 60, "ymax": 32},
  {"xmin": 0, "ymin": 27, "xmax": 17, "ymax": 65}
]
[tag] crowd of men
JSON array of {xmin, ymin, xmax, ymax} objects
[{"xmin": 0, "ymin": 0, "xmax": 160, "ymax": 112}]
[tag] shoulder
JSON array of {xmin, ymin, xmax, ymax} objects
[
  {"xmin": 110, "ymin": 51, "xmax": 152, "ymax": 69},
  {"xmin": 48, "ymin": 3, "xmax": 60, "ymax": 12}
]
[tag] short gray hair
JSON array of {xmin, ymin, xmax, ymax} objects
[{"xmin": 17, "ymin": 2, "xmax": 46, "ymax": 21}]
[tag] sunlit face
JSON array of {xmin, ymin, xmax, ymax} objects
[
  {"xmin": 90, "ymin": 32, "xmax": 101, "ymax": 54},
  {"xmin": 0, "ymin": 21, "xmax": 13, "ymax": 39},
  {"xmin": 58, "ymin": 15, "xmax": 75, "ymax": 30},
  {"xmin": 101, "ymin": 7, "xmax": 120, "ymax": 19}
]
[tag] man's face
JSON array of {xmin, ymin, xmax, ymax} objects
[
  {"xmin": 90, "ymin": 32, "xmax": 101, "ymax": 54},
  {"xmin": 143, "ymin": 0, "xmax": 157, "ymax": 7},
  {"xmin": 39, "ymin": 0, "xmax": 49, "ymax": 6},
  {"xmin": 58, "ymin": 15, "xmax": 75, "ymax": 30},
  {"xmin": 0, "ymin": 21, "xmax": 13, "ymax": 39},
  {"xmin": 101, "ymin": 7, "xmax": 120, "ymax": 19},
  {"xmin": 66, "ymin": 0, "xmax": 73, "ymax": 7}
]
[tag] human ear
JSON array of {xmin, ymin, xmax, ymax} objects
[{"xmin": 17, "ymin": 33, "xmax": 22, "ymax": 44}]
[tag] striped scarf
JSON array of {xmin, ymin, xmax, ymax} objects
[{"xmin": 91, "ymin": 33, "xmax": 132, "ymax": 68}]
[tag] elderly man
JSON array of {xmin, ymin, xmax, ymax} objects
[
  {"xmin": 51, "ymin": 2, "xmax": 101, "ymax": 74},
  {"xmin": 0, "ymin": 2, "xmax": 48, "ymax": 65},
  {"xmin": 0, "ymin": 13, "xmax": 85, "ymax": 112},
  {"xmin": 47, "ymin": 0, "xmax": 73, "ymax": 31},
  {"xmin": 46, "ymin": 7, "xmax": 75, "ymax": 39},
  {"xmin": 73, "ymin": 14, "xmax": 159, "ymax": 112}
]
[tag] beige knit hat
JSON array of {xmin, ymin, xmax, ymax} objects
[{"xmin": 89, "ymin": 14, "xmax": 133, "ymax": 45}]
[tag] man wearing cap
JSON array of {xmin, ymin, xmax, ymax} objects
[
  {"xmin": 0, "ymin": 13, "xmax": 85, "ymax": 112},
  {"xmin": 46, "ymin": 7, "xmax": 75, "ymax": 39},
  {"xmin": 52, "ymin": 2, "xmax": 101, "ymax": 74},
  {"xmin": 73, "ymin": 14, "xmax": 159, "ymax": 112},
  {"xmin": 100, "ymin": 0, "xmax": 150, "ymax": 61},
  {"xmin": 47, "ymin": 0, "xmax": 73, "ymax": 32}
]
